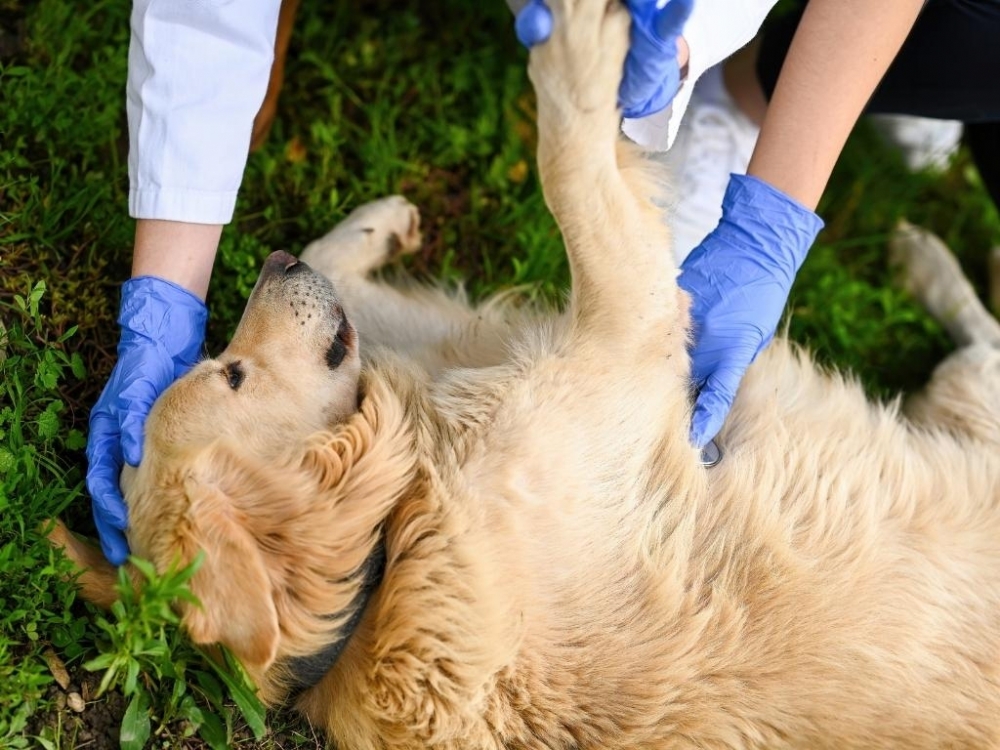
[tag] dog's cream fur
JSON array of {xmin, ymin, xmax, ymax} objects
[{"xmin": 53, "ymin": 0, "xmax": 1000, "ymax": 747}]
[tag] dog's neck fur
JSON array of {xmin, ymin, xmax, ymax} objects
[
  {"xmin": 281, "ymin": 534, "xmax": 386, "ymax": 701},
  {"xmin": 280, "ymin": 358, "xmax": 526, "ymax": 744},
  {"xmin": 246, "ymin": 365, "xmax": 424, "ymax": 706}
]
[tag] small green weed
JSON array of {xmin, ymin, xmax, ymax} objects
[{"xmin": 83, "ymin": 555, "xmax": 266, "ymax": 750}]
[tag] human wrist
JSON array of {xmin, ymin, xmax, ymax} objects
[
  {"xmin": 119, "ymin": 277, "xmax": 208, "ymax": 370},
  {"xmin": 132, "ymin": 219, "xmax": 223, "ymax": 301},
  {"xmin": 718, "ymin": 173, "xmax": 824, "ymax": 275}
]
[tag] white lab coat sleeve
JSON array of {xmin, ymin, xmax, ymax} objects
[
  {"xmin": 621, "ymin": 0, "xmax": 779, "ymax": 151},
  {"xmin": 127, "ymin": 0, "xmax": 282, "ymax": 224}
]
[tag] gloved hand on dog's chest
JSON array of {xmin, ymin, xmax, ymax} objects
[
  {"xmin": 515, "ymin": 0, "xmax": 694, "ymax": 118},
  {"xmin": 678, "ymin": 174, "xmax": 824, "ymax": 449},
  {"xmin": 86, "ymin": 277, "xmax": 207, "ymax": 565}
]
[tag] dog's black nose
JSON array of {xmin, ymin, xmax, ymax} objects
[{"xmin": 263, "ymin": 250, "xmax": 304, "ymax": 277}]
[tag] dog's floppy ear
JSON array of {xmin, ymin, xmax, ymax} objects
[{"xmin": 176, "ymin": 465, "xmax": 281, "ymax": 672}]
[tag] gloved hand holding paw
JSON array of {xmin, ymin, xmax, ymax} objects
[{"xmin": 515, "ymin": 0, "xmax": 694, "ymax": 118}]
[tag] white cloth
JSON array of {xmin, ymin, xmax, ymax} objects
[
  {"xmin": 621, "ymin": 0, "xmax": 778, "ymax": 152},
  {"xmin": 127, "ymin": 0, "xmax": 282, "ymax": 223}
]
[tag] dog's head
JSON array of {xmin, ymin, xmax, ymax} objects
[
  {"xmin": 146, "ymin": 249, "xmax": 362, "ymax": 457},
  {"xmin": 101, "ymin": 252, "xmax": 412, "ymax": 696}
]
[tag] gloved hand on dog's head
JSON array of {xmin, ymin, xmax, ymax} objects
[
  {"xmin": 515, "ymin": 0, "xmax": 694, "ymax": 119},
  {"xmin": 678, "ymin": 174, "xmax": 824, "ymax": 449},
  {"xmin": 86, "ymin": 277, "xmax": 207, "ymax": 565}
]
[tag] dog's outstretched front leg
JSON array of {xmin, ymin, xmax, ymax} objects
[
  {"xmin": 301, "ymin": 196, "xmax": 422, "ymax": 280},
  {"xmin": 529, "ymin": 0, "xmax": 680, "ymax": 354},
  {"xmin": 300, "ymin": 197, "xmax": 520, "ymax": 373}
]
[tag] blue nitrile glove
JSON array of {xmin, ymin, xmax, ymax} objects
[
  {"xmin": 514, "ymin": 0, "xmax": 694, "ymax": 118},
  {"xmin": 618, "ymin": 0, "xmax": 694, "ymax": 118},
  {"xmin": 86, "ymin": 277, "xmax": 207, "ymax": 564},
  {"xmin": 678, "ymin": 174, "xmax": 824, "ymax": 448},
  {"xmin": 514, "ymin": 0, "xmax": 553, "ymax": 47}
]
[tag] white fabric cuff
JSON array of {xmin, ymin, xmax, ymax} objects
[
  {"xmin": 127, "ymin": 0, "xmax": 282, "ymax": 224},
  {"xmin": 129, "ymin": 187, "xmax": 239, "ymax": 225}
]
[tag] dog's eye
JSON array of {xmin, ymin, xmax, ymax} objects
[
  {"xmin": 224, "ymin": 362, "xmax": 245, "ymax": 390},
  {"xmin": 325, "ymin": 316, "xmax": 352, "ymax": 370}
]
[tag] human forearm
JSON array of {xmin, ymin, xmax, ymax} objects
[
  {"xmin": 127, "ymin": 0, "xmax": 282, "ymax": 224},
  {"xmin": 132, "ymin": 220, "xmax": 222, "ymax": 301},
  {"xmin": 747, "ymin": 0, "xmax": 924, "ymax": 209}
]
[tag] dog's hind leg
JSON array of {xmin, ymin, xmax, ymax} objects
[
  {"xmin": 528, "ymin": 0, "xmax": 684, "ymax": 358},
  {"xmin": 892, "ymin": 221, "xmax": 1000, "ymax": 444},
  {"xmin": 890, "ymin": 220, "xmax": 1000, "ymax": 347}
]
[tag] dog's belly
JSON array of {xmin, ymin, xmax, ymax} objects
[
  {"xmin": 694, "ymin": 339, "xmax": 1000, "ymax": 744},
  {"xmin": 445, "ymin": 337, "xmax": 1000, "ymax": 746}
]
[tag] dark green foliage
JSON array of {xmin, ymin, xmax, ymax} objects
[{"xmin": 1, "ymin": 0, "xmax": 998, "ymax": 746}]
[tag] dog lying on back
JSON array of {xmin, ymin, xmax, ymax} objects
[{"xmin": 54, "ymin": 0, "xmax": 1000, "ymax": 747}]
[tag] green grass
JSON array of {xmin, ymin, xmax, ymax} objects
[{"xmin": 1, "ymin": 0, "xmax": 999, "ymax": 746}]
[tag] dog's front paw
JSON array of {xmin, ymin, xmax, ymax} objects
[
  {"xmin": 301, "ymin": 196, "xmax": 422, "ymax": 277},
  {"xmin": 528, "ymin": 0, "xmax": 630, "ymax": 124},
  {"xmin": 343, "ymin": 195, "xmax": 422, "ymax": 260}
]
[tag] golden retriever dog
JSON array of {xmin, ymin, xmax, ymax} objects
[{"xmin": 53, "ymin": 0, "xmax": 1000, "ymax": 746}]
